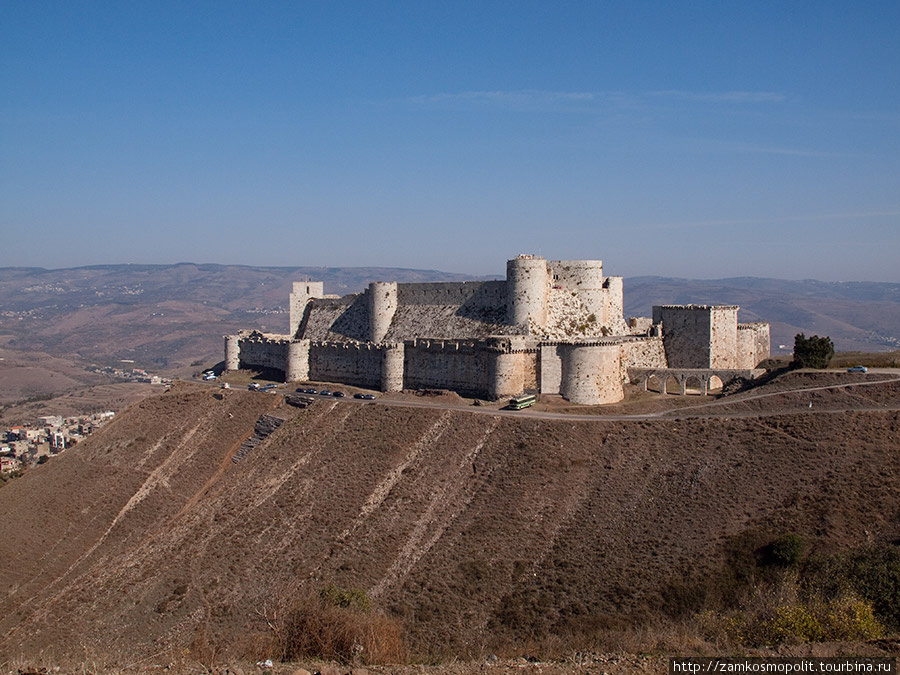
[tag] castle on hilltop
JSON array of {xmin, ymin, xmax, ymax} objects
[{"xmin": 225, "ymin": 255, "xmax": 770, "ymax": 404}]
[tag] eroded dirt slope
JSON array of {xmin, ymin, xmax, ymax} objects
[{"xmin": 2, "ymin": 382, "xmax": 900, "ymax": 661}]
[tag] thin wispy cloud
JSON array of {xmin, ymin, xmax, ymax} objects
[
  {"xmin": 404, "ymin": 89, "xmax": 611, "ymax": 113},
  {"xmin": 409, "ymin": 89, "xmax": 596, "ymax": 105},
  {"xmin": 407, "ymin": 88, "xmax": 786, "ymax": 109},
  {"xmin": 649, "ymin": 90, "xmax": 788, "ymax": 103}
]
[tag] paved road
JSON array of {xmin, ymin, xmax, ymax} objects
[{"xmin": 199, "ymin": 371, "xmax": 900, "ymax": 423}]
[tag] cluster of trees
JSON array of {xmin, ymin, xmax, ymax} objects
[{"xmin": 792, "ymin": 333, "xmax": 835, "ymax": 369}]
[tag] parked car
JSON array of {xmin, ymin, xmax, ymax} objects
[
  {"xmin": 202, "ymin": 373, "xmax": 216, "ymax": 380},
  {"xmin": 260, "ymin": 384, "xmax": 278, "ymax": 391},
  {"xmin": 361, "ymin": 394, "xmax": 376, "ymax": 400},
  {"xmin": 248, "ymin": 382, "xmax": 260, "ymax": 390},
  {"xmin": 318, "ymin": 390, "xmax": 332, "ymax": 396},
  {"xmin": 353, "ymin": 393, "xmax": 366, "ymax": 399},
  {"xmin": 332, "ymin": 391, "xmax": 346, "ymax": 398},
  {"xmin": 847, "ymin": 366, "xmax": 868, "ymax": 373}
]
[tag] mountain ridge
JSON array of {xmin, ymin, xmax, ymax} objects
[{"xmin": 0, "ymin": 264, "xmax": 897, "ymax": 374}]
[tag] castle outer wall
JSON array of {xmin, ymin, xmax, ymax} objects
[{"xmin": 227, "ymin": 256, "xmax": 769, "ymax": 405}]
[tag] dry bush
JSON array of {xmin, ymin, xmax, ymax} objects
[
  {"xmin": 275, "ymin": 586, "xmax": 406, "ymax": 664},
  {"xmin": 697, "ymin": 576, "xmax": 884, "ymax": 647}
]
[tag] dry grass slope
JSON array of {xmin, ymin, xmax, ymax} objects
[{"xmin": 1, "ymin": 376, "xmax": 899, "ymax": 665}]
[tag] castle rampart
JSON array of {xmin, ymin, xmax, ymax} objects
[
  {"xmin": 308, "ymin": 341, "xmax": 382, "ymax": 389},
  {"xmin": 403, "ymin": 339, "xmax": 491, "ymax": 396},
  {"xmin": 236, "ymin": 332, "xmax": 291, "ymax": 371},
  {"xmin": 227, "ymin": 255, "xmax": 769, "ymax": 404}
]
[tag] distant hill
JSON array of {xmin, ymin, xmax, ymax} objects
[
  {"xmin": 625, "ymin": 277, "xmax": 900, "ymax": 354},
  {"xmin": 0, "ymin": 264, "xmax": 897, "ymax": 372},
  {"xmin": 0, "ymin": 264, "xmax": 498, "ymax": 372}
]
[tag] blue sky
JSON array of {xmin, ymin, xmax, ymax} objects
[{"xmin": 2, "ymin": 1, "xmax": 898, "ymax": 281}]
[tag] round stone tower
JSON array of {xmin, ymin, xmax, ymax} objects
[
  {"xmin": 381, "ymin": 342, "xmax": 405, "ymax": 392},
  {"xmin": 559, "ymin": 343, "xmax": 623, "ymax": 405},
  {"xmin": 506, "ymin": 255, "xmax": 549, "ymax": 332},
  {"xmin": 285, "ymin": 339, "xmax": 310, "ymax": 382},
  {"xmin": 224, "ymin": 335, "xmax": 240, "ymax": 371},
  {"xmin": 368, "ymin": 282, "xmax": 398, "ymax": 343},
  {"xmin": 488, "ymin": 350, "xmax": 524, "ymax": 400}
]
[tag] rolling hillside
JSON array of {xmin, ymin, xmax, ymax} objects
[
  {"xmin": 2, "ymin": 379, "xmax": 900, "ymax": 663},
  {"xmin": 1, "ymin": 265, "xmax": 898, "ymax": 375},
  {"xmin": 625, "ymin": 277, "xmax": 900, "ymax": 354}
]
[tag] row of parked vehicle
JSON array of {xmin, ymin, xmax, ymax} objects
[
  {"xmin": 248, "ymin": 382, "xmax": 279, "ymax": 392},
  {"xmin": 295, "ymin": 387, "xmax": 377, "ymax": 400},
  {"xmin": 241, "ymin": 381, "xmax": 378, "ymax": 399}
]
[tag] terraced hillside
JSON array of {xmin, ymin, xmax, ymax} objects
[{"xmin": 2, "ymin": 380, "xmax": 900, "ymax": 663}]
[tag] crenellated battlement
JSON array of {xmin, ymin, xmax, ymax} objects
[{"xmin": 226, "ymin": 254, "xmax": 769, "ymax": 404}]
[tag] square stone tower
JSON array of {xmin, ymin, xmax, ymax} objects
[{"xmin": 652, "ymin": 305, "xmax": 740, "ymax": 368}]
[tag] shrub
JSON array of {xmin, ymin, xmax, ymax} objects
[
  {"xmin": 824, "ymin": 594, "xmax": 884, "ymax": 641},
  {"xmin": 276, "ymin": 586, "xmax": 406, "ymax": 664},
  {"xmin": 766, "ymin": 534, "xmax": 807, "ymax": 568},
  {"xmin": 806, "ymin": 544, "xmax": 900, "ymax": 630},
  {"xmin": 769, "ymin": 604, "xmax": 825, "ymax": 643},
  {"xmin": 701, "ymin": 593, "xmax": 882, "ymax": 647},
  {"xmin": 319, "ymin": 584, "xmax": 371, "ymax": 612}
]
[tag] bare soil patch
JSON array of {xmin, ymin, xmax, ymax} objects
[{"xmin": 1, "ymin": 381, "xmax": 899, "ymax": 666}]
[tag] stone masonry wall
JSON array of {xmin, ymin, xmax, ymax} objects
[
  {"xmin": 539, "ymin": 345, "xmax": 563, "ymax": 394},
  {"xmin": 396, "ymin": 281, "xmax": 506, "ymax": 307},
  {"xmin": 522, "ymin": 351, "xmax": 538, "ymax": 391},
  {"xmin": 653, "ymin": 305, "xmax": 714, "ymax": 368},
  {"xmin": 302, "ymin": 296, "xmax": 369, "ymax": 342},
  {"xmin": 603, "ymin": 277, "xmax": 627, "ymax": 334},
  {"xmin": 737, "ymin": 323, "xmax": 771, "ymax": 369},
  {"xmin": 237, "ymin": 333, "xmax": 290, "ymax": 371},
  {"xmin": 308, "ymin": 342, "xmax": 382, "ymax": 388},
  {"xmin": 403, "ymin": 339, "xmax": 492, "ymax": 396},
  {"xmin": 559, "ymin": 343, "xmax": 623, "ymax": 405},
  {"xmin": 709, "ymin": 306, "xmax": 739, "ymax": 369},
  {"xmin": 618, "ymin": 336, "xmax": 667, "ymax": 383}
]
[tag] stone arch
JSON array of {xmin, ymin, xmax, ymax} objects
[
  {"xmin": 708, "ymin": 374, "xmax": 724, "ymax": 392},
  {"xmin": 647, "ymin": 373, "xmax": 664, "ymax": 393},
  {"xmin": 684, "ymin": 374, "xmax": 706, "ymax": 395},
  {"xmin": 664, "ymin": 375, "xmax": 681, "ymax": 395}
]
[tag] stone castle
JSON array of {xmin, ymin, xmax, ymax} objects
[{"xmin": 225, "ymin": 255, "xmax": 770, "ymax": 404}]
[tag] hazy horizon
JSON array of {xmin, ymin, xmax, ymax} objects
[{"xmin": 2, "ymin": 259, "xmax": 898, "ymax": 286}]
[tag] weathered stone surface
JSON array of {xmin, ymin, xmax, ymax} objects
[{"xmin": 228, "ymin": 256, "xmax": 769, "ymax": 405}]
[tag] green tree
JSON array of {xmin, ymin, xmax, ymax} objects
[{"xmin": 792, "ymin": 333, "xmax": 834, "ymax": 369}]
